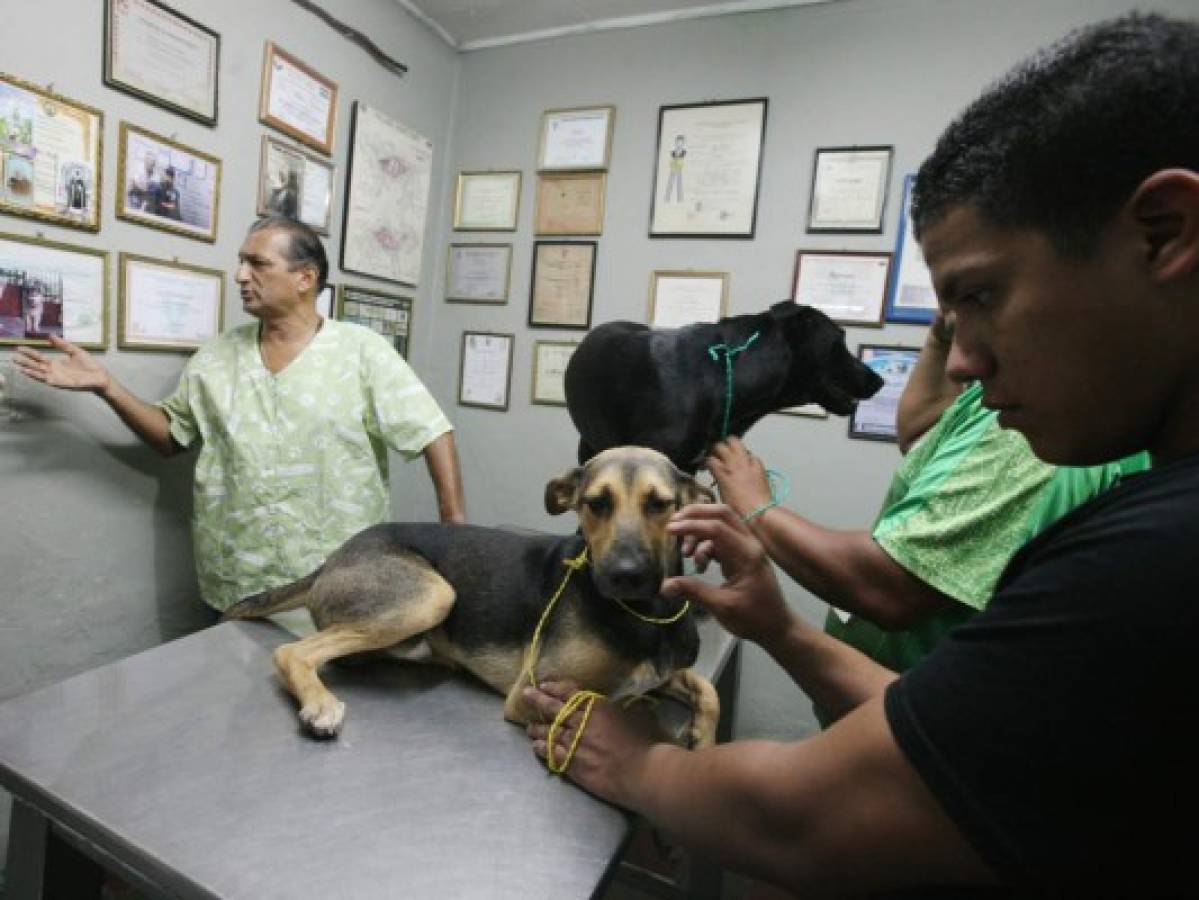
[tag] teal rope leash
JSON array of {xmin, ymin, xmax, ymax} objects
[
  {"xmin": 707, "ymin": 331, "xmax": 761, "ymax": 440},
  {"xmin": 742, "ymin": 468, "xmax": 791, "ymax": 524}
]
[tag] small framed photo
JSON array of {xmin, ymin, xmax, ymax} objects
[
  {"xmin": 257, "ymin": 135, "xmax": 335, "ymax": 234},
  {"xmin": 0, "ymin": 231, "xmax": 108, "ymax": 349},
  {"xmin": 885, "ymin": 174, "xmax": 938, "ymax": 325},
  {"xmin": 529, "ymin": 241, "xmax": 596, "ymax": 329},
  {"xmin": 648, "ymin": 270, "xmax": 728, "ymax": 328},
  {"xmin": 258, "ymin": 42, "xmax": 338, "ymax": 156},
  {"xmin": 537, "ymin": 105, "xmax": 615, "ymax": 172},
  {"xmin": 459, "ymin": 331, "xmax": 514, "ymax": 411},
  {"xmin": 116, "ymin": 122, "xmax": 221, "ymax": 242},
  {"xmin": 532, "ymin": 339, "xmax": 579, "ymax": 406},
  {"xmin": 791, "ymin": 250, "xmax": 891, "ymax": 327},
  {"xmin": 807, "ymin": 146, "xmax": 893, "ymax": 234},
  {"xmin": 446, "ymin": 243, "xmax": 512, "ymax": 304},
  {"xmin": 848, "ymin": 344, "xmax": 922, "ymax": 442},
  {"xmin": 534, "ymin": 172, "xmax": 606, "ymax": 236},
  {"xmin": 336, "ymin": 284, "xmax": 413, "ymax": 358},
  {"xmin": 118, "ymin": 253, "xmax": 223, "ymax": 351},
  {"xmin": 454, "ymin": 171, "xmax": 521, "ymax": 231}
]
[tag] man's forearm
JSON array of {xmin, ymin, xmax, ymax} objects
[
  {"xmin": 98, "ymin": 378, "xmax": 177, "ymax": 456},
  {"xmin": 424, "ymin": 431, "xmax": 466, "ymax": 522}
]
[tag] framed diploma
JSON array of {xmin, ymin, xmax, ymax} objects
[
  {"xmin": 534, "ymin": 172, "xmax": 606, "ymax": 236},
  {"xmin": 0, "ymin": 74, "xmax": 103, "ymax": 232},
  {"xmin": 885, "ymin": 174, "xmax": 938, "ymax": 325},
  {"xmin": 336, "ymin": 284, "xmax": 413, "ymax": 358},
  {"xmin": 807, "ymin": 146, "xmax": 893, "ymax": 233},
  {"xmin": 649, "ymin": 98, "xmax": 767, "ymax": 238},
  {"xmin": 529, "ymin": 241, "xmax": 596, "ymax": 330},
  {"xmin": 648, "ymin": 270, "xmax": 729, "ymax": 329},
  {"xmin": 446, "ymin": 243, "xmax": 512, "ymax": 304},
  {"xmin": 0, "ymin": 231, "xmax": 107, "ymax": 349},
  {"xmin": 257, "ymin": 135, "xmax": 334, "ymax": 235},
  {"xmin": 791, "ymin": 251, "xmax": 891, "ymax": 327},
  {"xmin": 116, "ymin": 122, "xmax": 221, "ymax": 242},
  {"xmin": 103, "ymin": 0, "xmax": 220, "ymax": 126},
  {"xmin": 258, "ymin": 42, "xmax": 338, "ymax": 156},
  {"xmin": 118, "ymin": 253, "xmax": 223, "ymax": 351},
  {"xmin": 848, "ymin": 344, "xmax": 922, "ymax": 442},
  {"xmin": 532, "ymin": 340, "xmax": 579, "ymax": 407},
  {"xmin": 537, "ymin": 105, "xmax": 615, "ymax": 172},
  {"xmin": 454, "ymin": 171, "xmax": 521, "ymax": 231},
  {"xmin": 458, "ymin": 331, "xmax": 514, "ymax": 411}
]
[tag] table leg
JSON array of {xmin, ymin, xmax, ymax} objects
[{"xmin": 6, "ymin": 798, "xmax": 47, "ymax": 898}]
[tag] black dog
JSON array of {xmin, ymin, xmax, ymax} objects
[{"xmin": 565, "ymin": 301, "xmax": 884, "ymax": 470}]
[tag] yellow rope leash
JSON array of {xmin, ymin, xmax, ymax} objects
[
  {"xmin": 545, "ymin": 689, "xmax": 605, "ymax": 775},
  {"xmin": 615, "ymin": 597, "xmax": 691, "ymax": 625}
]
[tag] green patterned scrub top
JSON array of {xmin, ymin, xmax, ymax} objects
[{"xmin": 158, "ymin": 320, "xmax": 452, "ymax": 610}]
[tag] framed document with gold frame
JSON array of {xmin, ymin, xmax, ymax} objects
[
  {"xmin": 537, "ymin": 105, "xmax": 615, "ymax": 172},
  {"xmin": 258, "ymin": 42, "xmax": 338, "ymax": 156},
  {"xmin": 116, "ymin": 122, "xmax": 221, "ymax": 242},
  {"xmin": 534, "ymin": 172, "xmax": 605, "ymax": 236},
  {"xmin": 446, "ymin": 243, "xmax": 512, "ymax": 304},
  {"xmin": 648, "ymin": 270, "xmax": 728, "ymax": 328},
  {"xmin": 453, "ymin": 171, "xmax": 521, "ymax": 231},
  {"xmin": 531, "ymin": 339, "xmax": 578, "ymax": 407},
  {"xmin": 0, "ymin": 231, "xmax": 107, "ymax": 349},
  {"xmin": 459, "ymin": 331, "xmax": 514, "ymax": 411},
  {"xmin": 118, "ymin": 252, "xmax": 223, "ymax": 352}
]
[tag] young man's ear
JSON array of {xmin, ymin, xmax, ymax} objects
[
  {"xmin": 1130, "ymin": 169, "xmax": 1199, "ymax": 282},
  {"xmin": 545, "ymin": 468, "xmax": 583, "ymax": 515}
]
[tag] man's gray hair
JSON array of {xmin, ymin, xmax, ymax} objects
[{"xmin": 248, "ymin": 215, "xmax": 329, "ymax": 293}]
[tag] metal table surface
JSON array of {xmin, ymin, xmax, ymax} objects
[{"xmin": 0, "ymin": 617, "xmax": 737, "ymax": 899}]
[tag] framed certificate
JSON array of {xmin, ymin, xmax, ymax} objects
[
  {"xmin": 529, "ymin": 241, "xmax": 596, "ymax": 329},
  {"xmin": 336, "ymin": 284, "xmax": 412, "ymax": 358},
  {"xmin": 103, "ymin": 0, "xmax": 220, "ymax": 126},
  {"xmin": 885, "ymin": 174, "xmax": 938, "ymax": 325},
  {"xmin": 535, "ymin": 172, "xmax": 606, "ymax": 236},
  {"xmin": 537, "ymin": 105, "xmax": 615, "ymax": 171},
  {"xmin": 0, "ymin": 231, "xmax": 108, "ymax": 349},
  {"xmin": 791, "ymin": 251, "xmax": 891, "ymax": 327},
  {"xmin": 118, "ymin": 253, "xmax": 223, "ymax": 351},
  {"xmin": 649, "ymin": 98, "xmax": 767, "ymax": 238},
  {"xmin": 807, "ymin": 146, "xmax": 893, "ymax": 233},
  {"xmin": 459, "ymin": 331, "xmax": 514, "ymax": 411},
  {"xmin": 257, "ymin": 135, "xmax": 334, "ymax": 234},
  {"xmin": 848, "ymin": 344, "xmax": 922, "ymax": 442},
  {"xmin": 116, "ymin": 122, "xmax": 221, "ymax": 242},
  {"xmin": 446, "ymin": 243, "xmax": 511, "ymax": 304},
  {"xmin": 454, "ymin": 171, "xmax": 521, "ymax": 231},
  {"xmin": 0, "ymin": 74, "xmax": 103, "ymax": 232},
  {"xmin": 258, "ymin": 42, "xmax": 338, "ymax": 156},
  {"xmin": 648, "ymin": 270, "xmax": 728, "ymax": 329},
  {"xmin": 532, "ymin": 340, "xmax": 579, "ymax": 407}
]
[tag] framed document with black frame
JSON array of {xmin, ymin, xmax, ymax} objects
[
  {"xmin": 459, "ymin": 331, "xmax": 514, "ymax": 411},
  {"xmin": 848, "ymin": 344, "xmax": 922, "ymax": 442},
  {"xmin": 806, "ymin": 146, "xmax": 892, "ymax": 234},
  {"xmin": 528, "ymin": 241, "xmax": 595, "ymax": 330}
]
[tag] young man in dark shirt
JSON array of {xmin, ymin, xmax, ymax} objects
[{"xmin": 522, "ymin": 13, "xmax": 1199, "ymax": 896}]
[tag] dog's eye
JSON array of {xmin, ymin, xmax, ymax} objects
[
  {"xmin": 644, "ymin": 495, "xmax": 674, "ymax": 514},
  {"xmin": 584, "ymin": 495, "xmax": 611, "ymax": 515}
]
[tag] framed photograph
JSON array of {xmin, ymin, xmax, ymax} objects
[
  {"xmin": 649, "ymin": 98, "xmax": 767, "ymax": 238},
  {"xmin": 258, "ymin": 42, "xmax": 337, "ymax": 156},
  {"xmin": 848, "ymin": 344, "xmax": 922, "ymax": 442},
  {"xmin": 103, "ymin": 0, "xmax": 220, "ymax": 126},
  {"xmin": 459, "ymin": 331, "xmax": 514, "ymax": 411},
  {"xmin": 336, "ymin": 284, "xmax": 412, "ymax": 358},
  {"xmin": 886, "ymin": 174, "xmax": 938, "ymax": 325},
  {"xmin": 341, "ymin": 102, "xmax": 433, "ymax": 286},
  {"xmin": 535, "ymin": 172, "xmax": 605, "ymax": 236},
  {"xmin": 791, "ymin": 250, "xmax": 891, "ymax": 327},
  {"xmin": 0, "ymin": 231, "xmax": 107, "ymax": 349},
  {"xmin": 537, "ymin": 105, "xmax": 615, "ymax": 172},
  {"xmin": 257, "ymin": 135, "xmax": 334, "ymax": 234},
  {"xmin": 807, "ymin": 146, "xmax": 893, "ymax": 233},
  {"xmin": 453, "ymin": 171, "xmax": 521, "ymax": 231},
  {"xmin": 116, "ymin": 122, "xmax": 221, "ymax": 242},
  {"xmin": 529, "ymin": 241, "xmax": 596, "ymax": 329},
  {"xmin": 0, "ymin": 74, "xmax": 103, "ymax": 232},
  {"xmin": 532, "ymin": 340, "xmax": 579, "ymax": 407},
  {"xmin": 118, "ymin": 253, "xmax": 223, "ymax": 351},
  {"xmin": 648, "ymin": 270, "xmax": 728, "ymax": 329},
  {"xmin": 446, "ymin": 243, "xmax": 511, "ymax": 304}
]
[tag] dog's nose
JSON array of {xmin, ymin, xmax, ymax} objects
[{"xmin": 606, "ymin": 558, "xmax": 654, "ymax": 596}]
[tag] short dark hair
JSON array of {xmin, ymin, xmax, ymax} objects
[
  {"xmin": 248, "ymin": 215, "xmax": 329, "ymax": 294},
  {"xmin": 912, "ymin": 13, "xmax": 1199, "ymax": 257}
]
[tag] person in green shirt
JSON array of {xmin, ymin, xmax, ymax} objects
[{"xmin": 14, "ymin": 216, "xmax": 467, "ymax": 612}]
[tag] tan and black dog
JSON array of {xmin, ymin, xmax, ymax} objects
[{"xmin": 224, "ymin": 446, "xmax": 720, "ymax": 747}]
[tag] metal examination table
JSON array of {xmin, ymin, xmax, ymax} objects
[{"xmin": 0, "ymin": 617, "xmax": 739, "ymax": 899}]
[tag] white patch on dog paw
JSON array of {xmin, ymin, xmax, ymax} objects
[{"xmin": 299, "ymin": 700, "xmax": 345, "ymax": 738}]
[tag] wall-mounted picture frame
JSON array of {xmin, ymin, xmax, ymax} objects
[
  {"xmin": 446, "ymin": 243, "xmax": 512, "ymax": 304},
  {"xmin": 791, "ymin": 250, "xmax": 891, "ymax": 327},
  {"xmin": 529, "ymin": 241, "xmax": 596, "ymax": 329},
  {"xmin": 532, "ymin": 340, "xmax": 579, "ymax": 407},
  {"xmin": 885, "ymin": 174, "xmax": 938, "ymax": 325},
  {"xmin": 848, "ymin": 344, "xmax": 922, "ymax": 442},
  {"xmin": 807, "ymin": 146, "xmax": 893, "ymax": 234},
  {"xmin": 258, "ymin": 42, "xmax": 337, "ymax": 156},
  {"xmin": 0, "ymin": 231, "xmax": 108, "ymax": 349},
  {"xmin": 103, "ymin": 0, "xmax": 220, "ymax": 126},
  {"xmin": 459, "ymin": 331, "xmax": 513, "ymax": 411},
  {"xmin": 534, "ymin": 172, "xmax": 606, "ymax": 236},
  {"xmin": 118, "ymin": 252, "xmax": 223, "ymax": 351},
  {"xmin": 453, "ymin": 171, "xmax": 521, "ymax": 231},
  {"xmin": 537, "ymin": 105, "xmax": 615, "ymax": 172},
  {"xmin": 0, "ymin": 74, "xmax": 103, "ymax": 233},
  {"xmin": 648, "ymin": 270, "xmax": 728, "ymax": 329},
  {"xmin": 257, "ymin": 135, "xmax": 334, "ymax": 235},
  {"xmin": 116, "ymin": 122, "xmax": 221, "ymax": 242},
  {"xmin": 336, "ymin": 284, "xmax": 412, "ymax": 358},
  {"xmin": 649, "ymin": 98, "xmax": 767, "ymax": 238}
]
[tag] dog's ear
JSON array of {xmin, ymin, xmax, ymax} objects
[
  {"xmin": 677, "ymin": 471, "xmax": 716, "ymax": 506},
  {"xmin": 545, "ymin": 467, "xmax": 584, "ymax": 515}
]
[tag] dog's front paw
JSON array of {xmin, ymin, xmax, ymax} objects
[{"xmin": 299, "ymin": 699, "xmax": 346, "ymax": 738}]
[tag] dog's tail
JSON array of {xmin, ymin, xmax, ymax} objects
[{"xmin": 222, "ymin": 566, "xmax": 323, "ymax": 621}]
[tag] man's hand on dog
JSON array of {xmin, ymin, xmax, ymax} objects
[{"xmin": 704, "ymin": 438, "xmax": 772, "ymax": 521}]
